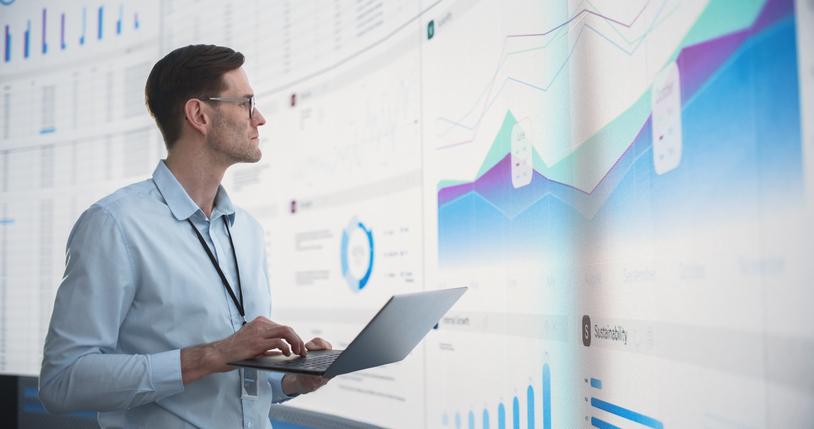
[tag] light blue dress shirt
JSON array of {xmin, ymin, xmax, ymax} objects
[{"xmin": 40, "ymin": 160, "xmax": 291, "ymax": 429}]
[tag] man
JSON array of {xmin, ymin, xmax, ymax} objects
[{"xmin": 39, "ymin": 44, "xmax": 329, "ymax": 428}]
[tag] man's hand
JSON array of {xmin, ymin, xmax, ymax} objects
[
  {"xmin": 181, "ymin": 316, "xmax": 306, "ymax": 384},
  {"xmin": 281, "ymin": 337, "xmax": 332, "ymax": 396}
]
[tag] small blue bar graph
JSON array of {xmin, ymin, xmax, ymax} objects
[
  {"xmin": 512, "ymin": 396, "xmax": 520, "ymax": 429},
  {"xmin": 542, "ymin": 364, "xmax": 551, "ymax": 429},
  {"xmin": 446, "ymin": 363, "xmax": 552, "ymax": 429},
  {"xmin": 526, "ymin": 386, "xmax": 535, "ymax": 429},
  {"xmin": 117, "ymin": 6, "xmax": 123, "ymax": 34},
  {"xmin": 590, "ymin": 398, "xmax": 663, "ymax": 429},
  {"xmin": 0, "ymin": 4, "xmax": 145, "ymax": 65},
  {"xmin": 4, "ymin": 25, "xmax": 10, "ymax": 63},
  {"xmin": 80, "ymin": 7, "xmax": 87, "ymax": 45},
  {"xmin": 97, "ymin": 6, "xmax": 104, "ymax": 40},
  {"xmin": 23, "ymin": 20, "xmax": 30, "ymax": 59},
  {"xmin": 41, "ymin": 9, "xmax": 47, "ymax": 54},
  {"xmin": 60, "ymin": 13, "xmax": 66, "ymax": 50}
]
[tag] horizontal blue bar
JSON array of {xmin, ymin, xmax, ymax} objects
[
  {"xmin": 0, "ymin": 219, "xmax": 15, "ymax": 225},
  {"xmin": 590, "ymin": 378, "xmax": 602, "ymax": 389},
  {"xmin": 591, "ymin": 417, "xmax": 621, "ymax": 429},
  {"xmin": 591, "ymin": 397, "xmax": 663, "ymax": 429},
  {"xmin": 40, "ymin": 127, "xmax": 56, "ymax": 134}
]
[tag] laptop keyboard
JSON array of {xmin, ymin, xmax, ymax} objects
[{"xmin": 275, "ymin": 349, "xmax": 343, "ymax": 371}]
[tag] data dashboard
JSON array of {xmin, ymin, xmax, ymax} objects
[{"xmin": 1, "ymin": 0, "xmax": 813, "ymax": 427}]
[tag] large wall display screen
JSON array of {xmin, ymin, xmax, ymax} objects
[{"xmin": 1, "ymin": 0, "xmax": 813, "ymax": 427}]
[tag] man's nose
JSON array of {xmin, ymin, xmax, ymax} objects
[{"xmin": 253, "ymin": 109, "xmax": 267, "ymax": 126}]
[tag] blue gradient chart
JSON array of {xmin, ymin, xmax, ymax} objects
[{"xmin": 437, "ymin": 1, "xmax": 802, "ymax": 266}]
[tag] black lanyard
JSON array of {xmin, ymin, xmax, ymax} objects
[{"xmin": 187, "ymin": 217, "xmax": 246, "ymax": 325}]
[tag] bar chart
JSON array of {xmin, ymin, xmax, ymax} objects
[
  {"xmin": 587, "ymin": 377, "xmax": 663, "ymax": 429},
  {"xmin": 443, "ymin": 363, "xmax": 552, "ymax": 429},
  {"xmin": 0, "ymin": 3, "xmax": 145, "ymax": 65}
]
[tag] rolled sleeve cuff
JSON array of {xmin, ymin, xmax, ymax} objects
[
  {"xmin": 268, "ymin": 371, "xmax": 295, "ymax": 403},
  {"xmin": 149, "ymin": 349, "xmax": 184, "ymax": 399}
]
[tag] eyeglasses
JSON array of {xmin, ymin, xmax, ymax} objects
[{"xmin": 200, "ymin": 95, "xmax": 256, "ymax": 120}]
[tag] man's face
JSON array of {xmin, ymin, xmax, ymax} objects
[{"xmin": 206, "ymin": 68, "xmax": 266, "ymax": 164}]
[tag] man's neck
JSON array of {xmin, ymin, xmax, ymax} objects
[{"xmin": 165, "ymin": 151, "xmax": 228, "ymax": 218}]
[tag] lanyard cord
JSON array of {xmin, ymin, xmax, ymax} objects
[{"xmin": 187, "ymin": 217, "xmax": 246, "ymax": 325}]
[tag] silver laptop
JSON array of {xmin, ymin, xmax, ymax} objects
[{"xmin": 229, "ymin": 287, "xmax": 466, "ymax": 378}]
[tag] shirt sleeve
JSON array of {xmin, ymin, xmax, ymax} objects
[
  {"xmin": 268, "ymin": 371, "xmax": 296, "ymax": 403},
  {"xmin": 39, "ymin": 205, "xmax": 185, "ymax": 413}
]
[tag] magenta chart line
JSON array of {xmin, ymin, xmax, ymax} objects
[{"xmin": 433, "ymin": 0, "xmax": 670, "ymax": 149}]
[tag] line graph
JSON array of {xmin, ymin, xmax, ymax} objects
[
  {"xmin": 430, "ymin": 0, "xmax": 768, "ymax": 169},
  {"xmin": 436, "ymin": 0, "xmax": 802, "ymax": 266},
  {"xmin": 506, "ymin": 1, "xmax": 651, "ymax": 39},
  {"xmin": 432, "ymin": 0, "xmax": 679, "ymax": 149}
]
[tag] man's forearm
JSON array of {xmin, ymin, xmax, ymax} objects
[{"xmin": 180, "ymin": 343, "xmax": 221, "ymax": 384}]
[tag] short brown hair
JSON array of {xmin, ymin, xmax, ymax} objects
[{"xmin": 145, "ymin": 45, "xmax": 244, "ymax": 149}]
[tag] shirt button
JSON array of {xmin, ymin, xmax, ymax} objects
[{"xmin": 248, "ymin": 422, "xmax": 253, "ymax": 428}]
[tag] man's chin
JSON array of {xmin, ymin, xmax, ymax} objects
[
  {"xmin": 245, "ymin": 150, "xmax": 262, "ymax": 163},
  {"xmin": 231, "ymin": 149, "xmax": 262, "ymax": 164},
  {"xmin": 246, "ymin": 145, "xmax": 263, "ymax": 162}
]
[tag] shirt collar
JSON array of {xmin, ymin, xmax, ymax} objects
[{"xmin": 151, "ymin": 160, "xmax": 236, "ymax": 225}]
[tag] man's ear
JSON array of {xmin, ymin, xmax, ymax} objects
[{"xmin": 183, "ymin": 98, "xmax": 211, "ymax": 136}]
